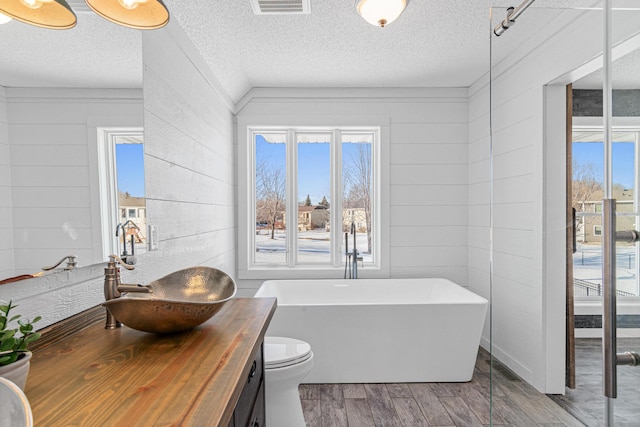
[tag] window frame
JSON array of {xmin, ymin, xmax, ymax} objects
[{"xmin": 239, "ymin": 123, "xmax": 388, "ymax": 279}]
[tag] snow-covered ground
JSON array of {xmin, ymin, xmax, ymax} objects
[
  {"xmin": 254, "ymin": 229, "xmax": 372, "ymax": 264},
  {"xmin": 573, "ymin": 242, "xmax": 638, "ymax": 295}
]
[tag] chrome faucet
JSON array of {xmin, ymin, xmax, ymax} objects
[
  {"xmin": 103, "ymin": 254, "xmax": 151, "ymax": 329},
  {"xmin": 42, "ymin": 255, "xmax": 78, "ymax": 271}
]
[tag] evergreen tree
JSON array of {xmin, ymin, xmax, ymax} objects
[
  {"xmin": 319, "ymin": 196, "xmax": 329, "ymax": 208},
  {"xmin": 304, "ymin": 194, "xmax": 312, "ymax": 206}
]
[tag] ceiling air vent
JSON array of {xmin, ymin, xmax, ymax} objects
[{"xmin": 250, "ymin": 0, "xmax": 310, "ymax": 15}]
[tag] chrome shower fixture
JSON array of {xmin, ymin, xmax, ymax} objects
[{"xmin": 494, "ymin": 0, "xmax": 536, "ymax": 36}]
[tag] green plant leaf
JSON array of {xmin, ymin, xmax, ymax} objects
[
  {"xmin": 0, "ymin": 337, "xmax": 16, "ymax": 351},
  {"xmin": 19, "ymin": 323, "xmax": 33, "ymax": 333},
  {"xmin": 0, "ymin": 352, "xmax": 18, "ymax": 366},
  {"xmin": 32, "ymin": 316, "xmax": 41, "ymax": 323},
  {"xmin": 1, "ymin": 330, "xmax": 16, "ymax": 341},
  {"xmin": 24, "ymin": 333, "xmax": 41, "ymax": 343}
]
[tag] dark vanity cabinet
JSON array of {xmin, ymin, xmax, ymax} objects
[{"xmin": 230, "ymin": 344, "xmax": 266, "ymax": 427}]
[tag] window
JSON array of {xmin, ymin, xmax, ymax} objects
[
  {"xmin": 594, "ymin": 225, "xmax": 602, "ymax": 236},
  {"xmin": 97, "ymin": 128, "xmax": 145, "ymax": 258},
  {"xmin": 248, "ymin": 127, "xmax": 380, "ymax": 269}
]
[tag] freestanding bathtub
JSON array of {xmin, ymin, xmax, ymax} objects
[{"xmin": 255, "ymin": 278, "xmax": 488, "ymax": 383}]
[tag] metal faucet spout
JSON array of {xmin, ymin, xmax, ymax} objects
[
  {"xmin": 103, "ymin": 254, "xmax": 136, "ymax": 329},
  {"xmin": 117, "ymin": 284, "xmax": 151, "ymax": 293}
]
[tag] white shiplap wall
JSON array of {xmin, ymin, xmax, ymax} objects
[
  {"xmin": 235, "ymin": 88, "xmax": 469, "ymax": 292},
  {"xmin": 0, "ymin": 87, "xmax": 14, "ymax": 280},
  {"xmin": 132, "ymin": 21, "xmax": 236, "ymax": 286},
  {"xmin": 0, "ymin": 20, "xmax": 236, "ymax": 328},
  {"xmin": 6, "ymin": 88, "xmax": 143, "ymax": 276},
  {"xmin": 0, "ymin": 88, "xmax": 143, "ymax": 325}
]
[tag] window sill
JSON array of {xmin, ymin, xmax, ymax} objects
[{"xmin": 238, "ymin": 265, "xmax": 389, "ymax": 281}]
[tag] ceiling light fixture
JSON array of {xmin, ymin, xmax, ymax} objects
[
  {"xmin": 356, "ymin": 0, "xmax": 407, "ymax": 28},
  {"xmin": 0, "ymin": 0, "xmax": 169, "ymax": 30},
  {"xmin": 0, "ymin": 0, "xmax": 76, "ymax": 29},
  {"xmin": 0, "ymin": 12, "xmax": 12, "ymax": 24},
  {"xmin": 85, "ymin": 0, "xmax": 169, "ymax": 30}
]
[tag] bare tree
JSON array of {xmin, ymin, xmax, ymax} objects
[
  {"xmin": 572, "ymin": 158, "xmax": 602, "ymax": 212},
  {"xmin": 256, "ymin": 159, "xmax": 286, "ymax": 239},
  {"xmin": 343, "ymin": 143, "xmax": 372, "ymax": 253}
]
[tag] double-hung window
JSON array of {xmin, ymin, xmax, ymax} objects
[{"xmin": 246, "ymin": 126, "xmax": 380, "ymax": 271}]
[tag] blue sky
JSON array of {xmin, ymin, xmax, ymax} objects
[
  {"xmin": 573, "ymin": 140, "xmax": 635, "ymax": 189},
  {"xmin": 116, "ymin": 143, "xmax": 145, "ymax": 197},
  {"xmin": 298, "ymin": 143, "xmax": 331, "ymax": 204},
  {"xmin": 256, "ymin": 134, "xmax": 369, "ymax": 205}
]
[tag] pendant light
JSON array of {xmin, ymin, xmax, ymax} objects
[
  {"xmin": 356, "ymin": 0, "xmax": 407, "ymax": 28},
  {"xmin": 0, "ymin": 12, "xmax": 12, "ymax": 24},
  {"xmin": 0, "ymin": 0, "xmax": 76, "ymax": 29},
  {"xmin": 84, "ymin": 0, "xmax": 169, "ymax": 30}
]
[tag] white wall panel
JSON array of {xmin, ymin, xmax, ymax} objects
[
  {"xmin": 390, "ymin": 164, "xmax": 468, "ymax": 186},
  {"xmin": 390, "ymin": 185, "xmax": 467, "ymax": 206},
  {"xmin": 391, "ymin": 143, "xmax": 467, "ymax": 165},
  {"xmin": 390, "ymin": 226, "xmax": 467, "ymax": 247},
  {"xmin": 132, "ymin": 20, "xmax": 236, "ymax": 291},
  {"xmin": 392, "ymin": 123, "xmax": 469, "ymax": 144}
]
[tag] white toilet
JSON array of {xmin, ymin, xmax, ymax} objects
[{"xmin": 264, "ymin": 336, "xmax": 314, "ymax": 427}]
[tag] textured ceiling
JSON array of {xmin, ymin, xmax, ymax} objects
[
  {"xmin": 0, "ymin": 0, "xmax": 637, "ymax": 100},
  {"xmin": 0, "ymin": 0, "xmax": 142, "ymax": 88},
  {"xmin": 168, "ymin": 0, "xmax": 587, "ymax": 102}
]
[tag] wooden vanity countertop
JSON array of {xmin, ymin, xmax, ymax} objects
[{"xmin": 25, "ymin": 297, "xmax": 277, "ymax": 427}]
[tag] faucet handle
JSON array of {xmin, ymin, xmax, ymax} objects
[
  {"xmin": 108, "ymin": 255, "xmax": 135, "ymax": 270},
  {"xmin": 42, "ymin": 255, "xmax": 78, "ymax": 271}
]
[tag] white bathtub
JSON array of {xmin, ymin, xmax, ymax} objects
[{"xmin": 255, "ymin": 278, "xmax": 488, "ymax": 383}]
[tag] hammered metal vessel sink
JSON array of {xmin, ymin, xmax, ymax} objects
[{"xmin": 103, "ymin": 267, "xmax": 236, "ymax": 334}]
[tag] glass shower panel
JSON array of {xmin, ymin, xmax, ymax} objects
[
  {"xmin": 611, "ymin": 4, "xmax": 640, "ymax": 424},
  {"xmin": 489, "ymin": 1, "xmax": 611, "ymax": 426}
]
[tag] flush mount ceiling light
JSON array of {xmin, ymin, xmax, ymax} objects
[
  {"xmin": 356, "ymin": 0, "xmax": 407, "ymax": 28},
  {"xmin": 0, "ymin": 0, "xmax": 169, "ymax": 30},
  {"xmin": 85, "ymin": 0, "xmax": 169, "ymax": 30},
  {"xmin": 0, "ymin": 0, "xmax": 77, "ymax": 29}
]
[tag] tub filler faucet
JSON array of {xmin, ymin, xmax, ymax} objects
[
  {"xmin": 103, "ymin": 254, "xmax": 151, "ymax": 329},
  {"xmin": 344, "ymin": 221, "xmax": 363, "ymax": 279},
  {"xmin": 42, "ymin": 254, "xmax": 78, "ymax": 271}
]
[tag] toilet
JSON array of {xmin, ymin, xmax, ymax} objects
[{"xmin": 264, "ymin": 336, "xmax": 314, "ymax": 427}]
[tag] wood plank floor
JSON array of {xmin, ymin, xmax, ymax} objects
[
  {"xmin": 299, "ymin": 347, "xmax": 584, "ymax": 426},
  {"xmin": 549, "ymin": 338, "xmax": 640, "ymax": 426}
]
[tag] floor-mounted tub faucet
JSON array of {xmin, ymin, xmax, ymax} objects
[
  {"xmin": 344, "ymin": 221, "xmax": 363, "ymax": 279},
  {"xmin": 103, "ymin": 254, "xmax": 150, "ymax": 329}
]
